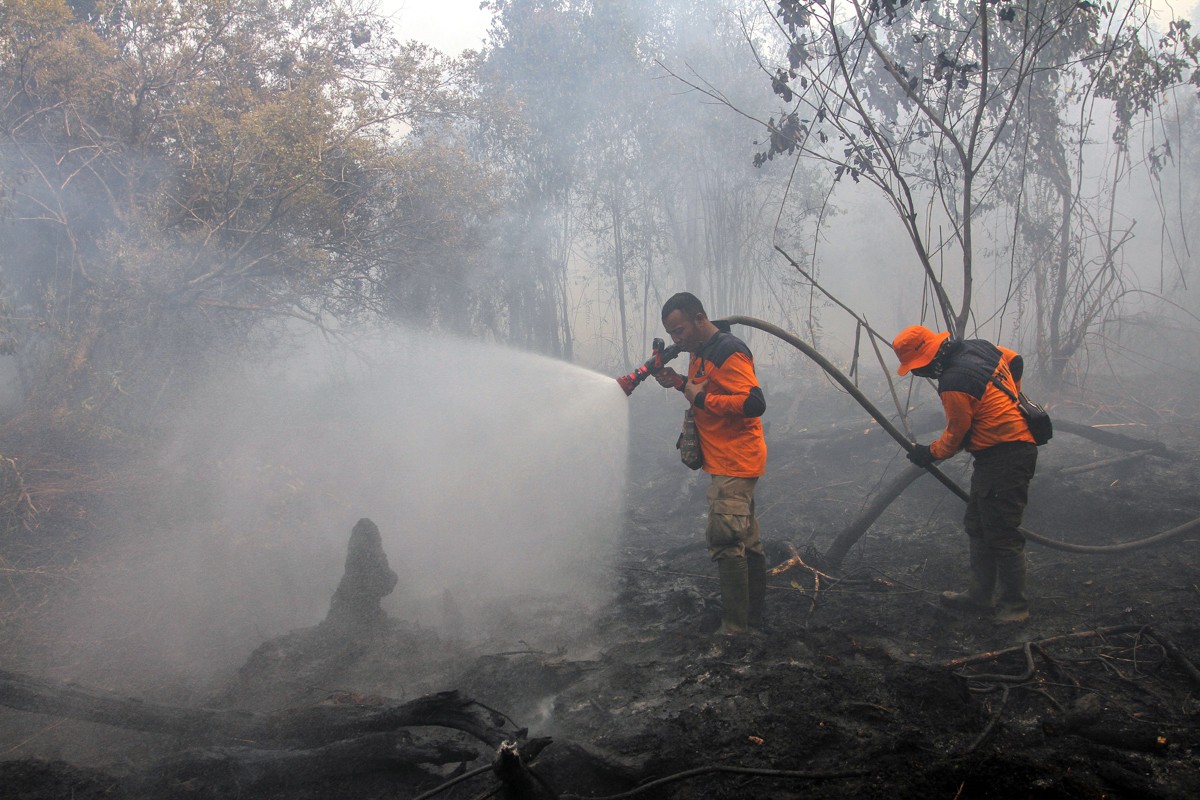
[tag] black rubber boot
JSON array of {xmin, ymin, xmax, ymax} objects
[
  {"xmin": 746, "ymin": 551, "xmax": 767, "ymax": 631},
  {"xmin": 716, "ymin": 557, "xmax": 750, "ymax": 635},
  {"xmin": 940, "ymin": 540, "xmax": 996, "ymax": 612},
  {"xmin": 994, "ymin": 553, "xmax": 1030, "ymax": 623}
]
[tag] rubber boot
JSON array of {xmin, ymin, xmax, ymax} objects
[
  {"xmin": 715, "ymin": 557, "xmax": 750, "ymax": 635},
  {"xmin": 994, "ymin": 553, "xmax": 1030, "ymax": 624},
  {"xmin": 939, "ymin": 540, "xmax": 996, "ymax": 612},
  {"xmin": 746, "ymin": 551, "xmax": 767, "ymax": 632}
]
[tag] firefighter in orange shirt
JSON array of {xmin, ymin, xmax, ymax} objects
[
  {"xmin": 892, "ymin": 325, "xmax": 1038, "ymax": 624},
  {"xmin": 655, "ymin": 293, "xmax": 767, "ymax": 635}
]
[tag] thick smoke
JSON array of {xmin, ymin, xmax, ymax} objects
[{"xmin": 41, "ymin": 327, "xmax": 629, "ymax": 685}]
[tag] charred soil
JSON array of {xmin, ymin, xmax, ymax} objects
[{"xmin": 3, "ymin": 380, "xmax": 1200, "ymax": 799}]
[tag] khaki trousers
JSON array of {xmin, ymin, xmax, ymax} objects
[{"xmin": 705, "ymin": 475, "xmax": 763, "ymax": 560}]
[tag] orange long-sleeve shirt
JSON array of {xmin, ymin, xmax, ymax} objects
[
  {"xmin": 687, "ymin": 326, "xmax": 767, "ymax": 478},
  {"xmin": 930, "ymin": 340, "xmax": 1036, "ymax": 460}
]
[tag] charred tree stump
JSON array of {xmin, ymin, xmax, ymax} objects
[
  {"xmin": 213, "ymin": 518, "xmax": 404, "ymax": 711},
  {"xmin": 322, "ymin": 517, "xmax": 398, "ymax": 631}
]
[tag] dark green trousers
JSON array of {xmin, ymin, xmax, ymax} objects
[{"xmin": 964, "ymin": 441, "xmax": 1038, "ymax": 559}]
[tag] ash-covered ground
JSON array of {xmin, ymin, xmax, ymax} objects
[{"xmin": 3, "ymin": 374, "xmax": 1200, "ymax": 799}]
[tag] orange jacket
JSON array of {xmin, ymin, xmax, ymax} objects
[
  {"xmin": 929, "ymin": 339, "xmax": 1035, "ymax": 459},
  {"xmin": 687, "ymin": 326, "xmax": 767, "ymax": 478}
]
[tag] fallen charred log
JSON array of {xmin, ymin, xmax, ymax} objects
[
  {"xmin": 134, "ymin": 732, "xmax": 479, "ymax": 797},
  {"xmin": 1052, "ymin": 419, "xmax": 1178, "ymax": 460},
  {"xmin": 1052, "ymin": 448, "xmax": 1157, "ymax": 476},
  {"xmin": 0, "ymin": 668, "xmax": 544, "ymax": 797},
  {"xmin": 0, "ymin": 668, "xmax": 522, "ymax": 748}
]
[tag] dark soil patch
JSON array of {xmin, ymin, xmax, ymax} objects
[
  {"xmin": 0, "ymin": 758, "xmax": 123, "ymax": 800},
  {"xmin": 3, "ymin": 382, "xmax": 1200, "ymax": 799}
]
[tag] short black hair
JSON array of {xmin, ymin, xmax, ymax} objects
[{"xmin": 661, "ymin": 292, "xmax": 706, "ymax": 322}]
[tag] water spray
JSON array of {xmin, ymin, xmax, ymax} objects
[{"xmin": 615, "ymin": 338, "xmax": 684, "ymax": 395}]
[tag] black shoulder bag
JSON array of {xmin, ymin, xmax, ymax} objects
[{"xmin": 989, "ymin": 374, "xmax": 1052, "ymax": 445}]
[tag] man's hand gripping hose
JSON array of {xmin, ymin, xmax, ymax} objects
[{"xmin": 616, "ymin": 338, "xmax": 684, "ymax": 395}]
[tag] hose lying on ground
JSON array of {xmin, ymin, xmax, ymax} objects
[{"xmin": 721, "ymin": 315, "xmax": 1200, "ymax": 556}]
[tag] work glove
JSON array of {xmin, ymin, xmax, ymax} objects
[{"xmin": 907, "ymin": 443, "xmax": 936, "ymax": 468}]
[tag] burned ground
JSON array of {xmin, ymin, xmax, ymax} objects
[{"xmin": 2, "ymin": 376, "xmax": 1200, "ymax": 799}]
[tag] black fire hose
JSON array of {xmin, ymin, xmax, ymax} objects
[{"xmin": 721, "ymin": 315, "xmax": 1200, "ymax": 554}]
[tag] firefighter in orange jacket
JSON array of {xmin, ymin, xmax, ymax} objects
[
  {"xmin": 655, "ymin": 293, "xmax": 767, "ymax": 635},
  {"xmin": 892, "ymin": 325, "xmax": 1038, "ymax": 624}
]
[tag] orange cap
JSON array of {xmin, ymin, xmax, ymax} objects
[{"xmin": 892, "ymin": 326, "xmax": 950, "ymax": 376}]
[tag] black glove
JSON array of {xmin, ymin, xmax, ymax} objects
[{"xmin": 907, "ymin": 443, "xmax": 936, "ymax": 468}]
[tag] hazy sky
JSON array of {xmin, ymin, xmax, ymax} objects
[
  {"xmin": 376, "ymin": 1, "xmax": 1200, "ymax": 55},
  {"xmin": 379, "ymin": 0, "xmax": 495, "ymax": 54}
]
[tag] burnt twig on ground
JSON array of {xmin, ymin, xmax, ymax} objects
[
  {"xmin": 960, "ymin": 685, "xmax": 1010, "ymax": 755},
  {"xmin": 960, "ymin": 642, "xmax": 1037, "ymax": 688},
  {"xmin": 950, "ymin": 626, "xmax": 1199, "ymax": 691},
  {"xmin": 0, "ymin": 453, "xmax": 37, "ymax": 529},
  {"xmin": 770, "ymin": 543, "xmax": 835, "ymax": 618},
  {"xmin": 769, "ymin": 543, "xmax": 835, "ymax": 583},
  {"xmin": 934, "ymin": 625, "xmax": 1147, "ymax": 671},
  {"xmin": 938, "ymin": 626, "xmax": 1194, "ymax": 756},
  {"xmin": 1145, "ymin": 629, "xmax": 1200, "ymax": 688}
]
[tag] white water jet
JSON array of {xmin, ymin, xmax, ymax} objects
[{"xmin": 46, "ymin": 327, "xmax": 630, "ymax": 681}]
